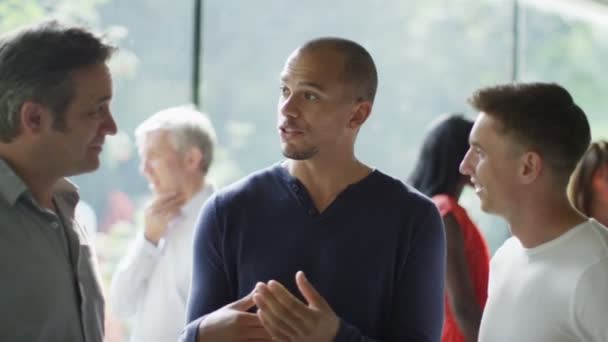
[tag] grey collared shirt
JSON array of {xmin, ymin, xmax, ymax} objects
[{"xmin": 0, "ymin": 159, "xmax": 104, "ymax": 342}]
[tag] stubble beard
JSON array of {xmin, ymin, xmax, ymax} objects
[{"xmin": 282, "ymin": 146, "xmax": 319, "ymax": 160}]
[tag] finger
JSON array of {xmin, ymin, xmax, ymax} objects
[
  {"xmin": 254, "ymin": 291, "xmax": 299, "ymax": 338},
  {"xmin": 258, "ymin": 281, "xmax": 310, "ymax": 334},
  {"xmin": 154, "ymin": 192, "xmax": 186, "ymax": 208},
  {"xmin": 148, "ymin": 201, "xmax": 181, "ymax": 219},
  {"xmin": 256, "ymin": 307, "xmax": 293, "ymax": 342},
  {"xmin": 157, "ymin": 196, "xmax": 186, "ymax": 213},
  {"xmin": 227, "ymin": 291, "xmax": 257, "ymax": 311},
  {"xmin": 296, "ymin": 271, "xmax": 331, "ymax": 311},
  {"xmin": 149, "ymin": 191, "xmax": 177, "ymax": 205},
  {"xmin": 266, "ymin": 280, "xmax": 311, "ymax": 323}
]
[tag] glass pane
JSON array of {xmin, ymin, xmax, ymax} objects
[{"xmin": 519, "ymin": 0, "xmax": 608, "ymax": 139}]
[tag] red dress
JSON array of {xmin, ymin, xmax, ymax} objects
[{"xmin": 432, "ymin": 195, "xmax": 490, "ymax": 342}]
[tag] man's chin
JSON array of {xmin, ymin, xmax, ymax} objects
[
  {"xmin": 66, "ymin": 159, "xmax": 100, "ymax": 176},
  {"xmin": 282, "ymin": 147, "xmax": 318, "ymax": 160}
]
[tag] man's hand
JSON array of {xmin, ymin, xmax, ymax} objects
[
  {"xmin": 197, "ymin": 291, "xmax": 273, "ymax": 342},
  {"xmin": 253, "ymin": 271, "xmax": 339, "ymax": 342},
  {"xmin": 143, "ymin": 192, "xmax": 185, "ymax": 244}
]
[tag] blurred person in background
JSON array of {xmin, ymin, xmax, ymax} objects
[
  {"xmin": 110, "ymin": 105, "xmax": 216, "ymax": 342},
  {"xmin": 569, "ymin": 140, "xmax": 608, "ymax": 227},
  {"xmin": 0, "ymin": 20, "xmax": 117, "ymax": 342},
  {"xmin": 409, "ymin": 113, "xmax": 490, "ymax": 342}
]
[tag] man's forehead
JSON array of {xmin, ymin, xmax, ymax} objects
[
  {"xmin": 473, "ymin": 112, "xmax": 499, "ymax": 132},
  {"xmin": 469, "ymin": 113, "xmax": 496, "ymax": 143},
  {"xmin": 281, "ymin": 48, "xmax": 345, "ymax": 83}
]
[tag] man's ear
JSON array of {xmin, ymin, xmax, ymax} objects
[
  {"xmin": 519, "ymin": 150, "xmax": 543, "ymax": 185},
  {"xmin": 19, "ymin": 101, "xmax": 48, "ymax": 135},
  {"xmin": 347, "ymin": 101, "xmax": 372, "ymax": 129},
  {"xmin": 184, "ymin": 147, "xmax": 203, "ymax": 173}
]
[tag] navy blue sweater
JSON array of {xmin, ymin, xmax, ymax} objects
[{"xmin": 183, "ymin": 164, "xmax": 445, "ymax": 341}]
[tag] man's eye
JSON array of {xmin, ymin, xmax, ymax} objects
[
  {"xmin": 304, "ymin": 92, "xmax": 318, "ymax": 101},
  {"xmin": 280, "ymin": 86, "xmax": 290, "ymax": 97},
  {"xmin": 90, "ymin": 104, "xmax": 108, "ymax": 116}
]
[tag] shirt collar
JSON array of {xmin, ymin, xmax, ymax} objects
[
  {"xmin": 0, "ymin": 158, "xmax": 30, "ymax": 205},
  {"xmin": 181, "ymin": 183, "xmax": 215, "ymax": 218},
  {"xmin": 0, "ymin": 158, "xmax": 79, "ymax": 209}
]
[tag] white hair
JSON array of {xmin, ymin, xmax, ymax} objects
[{"xmin": 135, "ymin": 104, "xmax": 217, "ymax": 173}]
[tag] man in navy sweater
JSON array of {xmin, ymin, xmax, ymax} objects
[{"xmin": 181, "ymin": 37, "xmax": 446, "ymax": 342}]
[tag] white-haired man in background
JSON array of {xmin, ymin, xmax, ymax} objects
[{"xmin": 111, "ymin": 105, "xmax": 216, "ymax": 342}]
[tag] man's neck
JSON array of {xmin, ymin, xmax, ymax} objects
[
  {"xmin": 506, "ymin": 195, "xmax": 587, "ymax": 249},
  {"xmin": 177, "ymin": 176, "xmax": 205, "ymax": 204},
  {"xmin": 284, "ymin": 155, "xmax": 371, "ymax": 212}
]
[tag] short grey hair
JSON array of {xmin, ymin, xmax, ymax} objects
[
  {"xmin": 0, "ymin": 20, "xmax": 115, "ymax": 142},
  {"xmin": 135, "ymin": 105, "xmax": 217, "ymax": 174}
]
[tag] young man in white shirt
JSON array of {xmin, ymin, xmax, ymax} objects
[
  {"xmin": 460, "ymin": 82, "xmax": 608, "ymax": 342},
  {"xmin": 110, "ymin": 105, "xmax": 216, "ymax": 342}
]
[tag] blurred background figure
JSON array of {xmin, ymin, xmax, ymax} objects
[
  {"xmin": 75, "ymin": 200, "xmax": 99, "ymax": 238},
  {"xmin": 569, "ymin": 140, "xmax": 608, "ymax": 227},
  {"xmin": 99, "ymin": 131, "xmax": 138, "ymax": 233},
  {"xmin": 409, "ymin": 113, "xmax": 490, "ymax": 342},
  {"xmin": 110, "ymin": 105, "xmax": 217, "ymax": 342}
]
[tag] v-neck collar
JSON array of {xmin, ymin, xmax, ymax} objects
[{"xmin": 273, "ymin": 162, "xmax": 378, "ymax": 219}]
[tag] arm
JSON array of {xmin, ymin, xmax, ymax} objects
[
  {"xmin": 181, "ymin": 196, "xmax": 233, "ymax": 341},
  {"xmin": 180, "ymin": 196, "xmax": 271, "ymax": 342},
  {"xmin": 443, "ymin": 214, "xmax": 482, "ymax": 342},
  {"xmin": 381, "ymin": 203, "xmax": 446, "ymax": 342},
  {"xmin": 110, "ymin": 192, "xmax": 184, "ymax": 318},
  {"xmin": 109, "ymin": 233, "xmax": 161, "ymax": 318}
]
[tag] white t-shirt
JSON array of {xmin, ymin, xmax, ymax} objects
[{"xmin": 479, "ymin": 219, "xmax": 608, "ymax": 342}]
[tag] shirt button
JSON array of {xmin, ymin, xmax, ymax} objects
[{"xmin": 51, "ymin": 222, "xmax": 59, "ymax": 229}]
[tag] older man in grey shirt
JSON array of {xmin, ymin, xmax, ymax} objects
[{"xmin": 0, "ymin": 21, "xmax": 117, "ymax": 341}]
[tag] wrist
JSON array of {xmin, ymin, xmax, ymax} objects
[{"xmin": 143, "ymin": 229, "xmax": 161, "ymax": 245}]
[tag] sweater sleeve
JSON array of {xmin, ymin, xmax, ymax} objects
[
  {"xmin": 181, "ymin": 196, "xmax": 234, "ymax": 342},
  {"xmin": 335, "ymin": 202, "xmax": 446, "ymax": 342}
]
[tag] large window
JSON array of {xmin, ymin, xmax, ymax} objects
[
  {"xmin": 3, "ymin": 1, "xmax": 608, "ymax": 340},
  {"xmin": 200, "ymin": 0, "xmax": 514, "ymax": 252},
  {"xmin": 519, "ymin": 0, "xmax": 608, "ymax": 138}
]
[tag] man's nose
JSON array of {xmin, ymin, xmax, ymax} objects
[{"xmin": 279, "ymin": 95, "xmax": 299, "ymax": 118}]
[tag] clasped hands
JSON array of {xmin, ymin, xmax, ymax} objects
[{"xmin": 197, "ymin": 271, "xmax": 339, "ymax": 342}]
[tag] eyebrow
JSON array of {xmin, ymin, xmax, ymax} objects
[
  {"xmin": 298, "ymin": 81, "xmax": 325, "ymax": 92},
  {"xmin": 469, "ymin": 141, "xmax": 483, "ymax": 150},
  {"xmin": 280, "ymin": 75, "xmax": 326, "ymax": 92}
]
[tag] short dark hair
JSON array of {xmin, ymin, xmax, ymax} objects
[
  {"xmin": 568, "ymin": 140, "xmax": 608, "ymax": 215},
  {"xmin": 300, "ymin": 37, "xmax": 378, "ymax": 103},
  {"xmin": 409, "ymin": 114, "xmax": 473, "ymax": 197},
  {"xmin": 469, "ymin": 82, "xmax": 591, "ymax": 184},
  {"xmin": 0, "ymin": 20, "xmax": 116, "ymax": 142}
]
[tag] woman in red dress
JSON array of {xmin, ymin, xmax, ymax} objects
[{"xmin": 409, "ymin": 114, "xmax": 491, "ymax": 342}]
